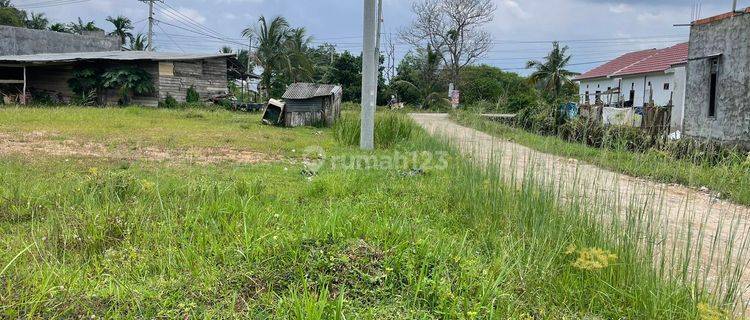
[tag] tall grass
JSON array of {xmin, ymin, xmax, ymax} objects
[
  {"xmin": 0, "ymin": 108, "xmax": 746, "ymax": 318},
  {"xmin": 333, "ymin": 112, "xmax": 416, "ymax": 149}
]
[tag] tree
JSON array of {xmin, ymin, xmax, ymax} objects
[
  {"xmin": 392, "ymin": 46, "xmax": 443, "ymax": 106},
  {"xmin": 242, "ymin": 15, "xmax": 290, "ymax": 99},
  {"xmin": 526, "ymin": 42, "xmax": 578, "ymax": 101},
  {"xmin": 324, "ymin": 51, "xmax": 362, "ymax": 102},
  {"xmin": 459, "ymin": 65, "xmax": 537, "ymax": 112},
  {"xmin": 106, "ymin": 15, "xmax": 134, "ymax": 46},
  {"xmin": 0, "ymin": 0, "xmax": 26, "ymax": 27},
  {"xmin": 129, "ymin": 33, "xmax": 147, "ymax": 51},
  {"xmin": 49, "ymin": 23, "xmax": 71, "ymax": 33},
  {"xmin": 400, "ymin": 0, "xmax": 496, "ymax": 91},
  {"xmin": 25, "ymin": 12, "xmax": 48, "ymax": 29},
  {"xmin": 220, "ymin": 46, "xmax": 233, "ymax": 54},
  {"xmin": 68, "ymin": 17, "xmax": 102, "ymax": 35},
  {"xmin": 283, "ymin": 27, "xmax": 314, "ymax": 83}
]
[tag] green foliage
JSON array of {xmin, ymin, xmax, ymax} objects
[
  {"xmin": 101, "ymin": 67, "xmax": 154, "ymax": 105},
  {"xmin": 186, "ymin": 86, "xmax": 200, "ymax": 103},
  {"xmin": 67, "ymin": 17, "xmax": 101, "ymax": 35},
  {"xmin": 159, "ymin": 94, "xmax": 179, "ymax": 109},
  {"xmin": 106, "ymin": 15, "xmax": 134, "ymax": 46},
  {"xmin": 129, "ymin": 33, "xmax": 147, "ymax": 51},
  {"xmin": 49, "ymin": 22, "xmax": 70, "ymax": 33},
  {"xmin": 325, "ymin": 51, "xmax": 361, "ymax": 102},
  {"xmin": 527, "ymin": 42, "xmax": 579, "ymax": 102},
  {"xmin": 25, "ymin": 12, "xmax": 47, "ymax": 30},
  {"xmin": 334, "ymin": 112, "xmax": 416, "ymax": 149},
  {"xmin": 68, "ymin": 68, "xmax": 101, "ymax": 95},
  {"xmin": 0, "ymin": 3, "xmax": 25, "ymax": 27},
  {"xmin": 388, "ymin": 80, "xmax": 421, "ymax": 105},
  {"xmin": 459, "ymin": 65, "xmax": 537, "ymax": 113}
]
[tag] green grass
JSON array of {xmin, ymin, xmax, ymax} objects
[
  {"xmin": 452, "ymin": 111, "xmax": 750, "ymax": 206},
  {"xmin": 0, "ymin": 106, "xmax": 739, "ymax": 318},
  {"xmin": 0, "ymin": 106, "xmax": 335, "ymax": 155}
]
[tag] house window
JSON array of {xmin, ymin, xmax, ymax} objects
[
  {"xmin": 708, "ymin": 57, "xmax": 719, "ymax": 117},
  {"xmin": 585, "ymin": 91, "xmax": 590, "ymax": 103},
  {"xmin": 595, "ymin": 91, "xmax": 602, "ymax": 104},
  {"xmin": 664, "ymin": 83, "xmax": 670, "ymax": 90}
]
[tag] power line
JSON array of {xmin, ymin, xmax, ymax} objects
[
  {"xmin": 14, "ymin": 0, "xmax": 90, "ymax": 9},
  {"xmin": 154, "ymin": 19, "xmax": 246, "ymax": 47}
]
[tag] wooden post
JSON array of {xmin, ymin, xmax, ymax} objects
[{"xmin": 22, "ymin": 66, "xmax": 27, "ymax": 105}]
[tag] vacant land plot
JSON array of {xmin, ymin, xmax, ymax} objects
[{"xmin": 0, "ymin": 107, "xmax": 732, "ymax": 319}]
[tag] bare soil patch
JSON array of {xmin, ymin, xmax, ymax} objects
[{"xmin": 0, "ymin": 132, "xmax": 278, "ymax": 165}]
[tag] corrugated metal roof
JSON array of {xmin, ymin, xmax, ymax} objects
[
  {"xmin": 282, "ymin": 83, "xmax": 342, "ymax": 100},
  {"xmin": 0, "ymin": 51, "xmax": 235, "ymax": 64},
  {"xmin": 611, "ymin": 43, "xmax": 689, "ymax": 77},
  {"xmin": 575, "ymin": 49, "xmax": 657, "ymax": 81}
]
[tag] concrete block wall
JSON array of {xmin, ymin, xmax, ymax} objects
[
  {"xmin": 684, "ymin": 13, "xmax": 750, "ymax": 148},
  {"xmin": 0, "ymin": 25, "xmax": 120, "ymax": 56}
]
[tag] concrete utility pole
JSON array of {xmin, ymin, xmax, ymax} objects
[
  {"xmin": 140, "ymin": 0, "xmax": 158, "ymax": 51},
  {"xmin": 360, "ymin": 0, "xmax": 379, "ymax": 150}
]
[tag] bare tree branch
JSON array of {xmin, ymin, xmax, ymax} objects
[{"xmin": 400, "ymin": 0, "xmax": 496, "ymax": 90}]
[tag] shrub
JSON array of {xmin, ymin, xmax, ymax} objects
[
  {"xmin": 159, "ymin": 94, "xmax": 179, "ymax": 109},
  {"xmin": 389, "ymin": 80, "xmax": 421, "ymax": 105},
  {"xmin": 334, "ymin": 112, "xmax": 416, "ymax": 149},
  {"xmin": 186, "ymin": 86, "xmax": 200, "ymax": 103},
  {"xmin": 101, "ymin": 67, "xmax": 155, "ymax": 105}
]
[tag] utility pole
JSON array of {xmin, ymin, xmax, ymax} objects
[
  {"xmin": 140, "ymin": 0, "xmax": 158, "ymax": 51},
  {"xmin": 360, "ymin": 0, "xmax": 379, "ymax": 150}
]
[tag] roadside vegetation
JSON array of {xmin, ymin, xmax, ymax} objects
[
  {"xmin": 0, "ymin": 106, "xmax": 742, "ymax": 318},
  {"xmin": 452, "ymin": 109, "xmax": 750, "ymax": 207}
]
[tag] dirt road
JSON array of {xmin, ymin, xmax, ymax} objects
[{"xmin": 411, "ymin": 113, "xmax": 750, "ymax": 311}]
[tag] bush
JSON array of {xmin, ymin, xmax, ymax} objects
[
  {"xmin": 334, "ymin": 112, "xmax": 417, "ymax": 149},
  {"xmin": 186, "ymin": 86, "xmax": 200, "ymax": 103},
  {"xmin": 389, "ymin": 80, "xmax": 421, "ymax": 105},
  {"xmin": 159, "ymin": 94, "xmax": 179, "ymax": 109}
]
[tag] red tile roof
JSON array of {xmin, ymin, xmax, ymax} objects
[
  {"xmin": 611, "ymin": 43, "xmax": 689, "ymax": 77},
  {"xmin": 694, "ymin": 7, "xmax": 750, "ymax": 26},
  {"xmin": 575, "ymin": 43, "xmax": 689, "ymax": 81},
  {"xmin": 574, "ymin": 49, "xmax": 657, "ymax": 81}
]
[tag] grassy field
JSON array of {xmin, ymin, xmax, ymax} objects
[
  {"xmin": 451, "ymin": 111, "xmax": 750, "ymax": 206},
  {"xmin": 0, "ymin": 106, "xmax": 735, "ymax": 318},
  {"xmin": 0, "ymin": 106, "xmax": 334, "ymax": 155}
]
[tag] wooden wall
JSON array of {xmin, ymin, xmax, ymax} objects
[{"xmin": 157, "ymin": 58, "xmax": 228, "ymax": 103}]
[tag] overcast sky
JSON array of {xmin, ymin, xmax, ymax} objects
[{"xmin": 10, "ymin": 0, "xmax": 747, "ymax": 75}]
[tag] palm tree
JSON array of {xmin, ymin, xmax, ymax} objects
[
  {"xmin": 106, "ymin": 15, "xmax": 134, "ymax": 46},
  {"xmin": 526, "ymin": 42, "xmax": 577, "ymax": 100},
  {"xmin": 220, "ymin": 46, "xmax": 233, "ymax": 54},
  {"xmin": 129, "ymin": 33, "xmax": 147, "ymax": 51},
  {"xmin": 68, "ymin": 17, "xmax": 101, "ymax": 35},
  {"xmin": 242, "ymin": 15, "xmax": 290, "ymax": 99},
  {"xmin": 283, "ymin": 27, "xmax": 313, "ymax": 82},
  {"xmin": 25, "ymin": 12, "xmax": 48, "ymax": 30},
  {"xmin": 49, "ymin": 23, "xmax": 70, "ymax": 33}
]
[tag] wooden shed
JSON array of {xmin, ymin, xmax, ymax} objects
[{"xmin": 281, "ymin": 83, "xmax": 343, "ymax": 127}]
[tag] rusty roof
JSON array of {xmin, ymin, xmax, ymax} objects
[{"xmin": 282, "ymin": 83, "xmax": 342, "ymax": 100}]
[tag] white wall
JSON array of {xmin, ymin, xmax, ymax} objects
[
  {"xmin": 578, "ymin": 78, "xmax": 618, "ymax": 104},
  {"xmin": 620, "ymin": 73, "xmax": 676, "ymax": 108},
  {"xmin": 669, "ymin": 65, "xmax": 687, "ymax": 132}
]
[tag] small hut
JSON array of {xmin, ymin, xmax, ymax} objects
[{"xmin": 281, "ymin": 83, "xmax": 343, "ymax": 127}]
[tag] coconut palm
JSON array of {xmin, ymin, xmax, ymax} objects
[
  {"xmin": 68, "ymin": 17, "xmax": 101, "ymax": 35},
  {"xmin": 49, "ymin": 23, "xmax": 70, "ymax": 33},
  {"xmin": 106, "ymin": 15, "xmax": 134, "ymax": 46},
  {"xmin": 283, "ymin": 27, "xmax": 314, "ymax": 82},
  {"xmin": 129, "ymin": 33, "xmax": 147, "ymax": 51},
  {"xmin": 25, "ymin": 12, "xmax": 48, "ymax": 30},
  {"xmin": 220, "ymin": 46, "xmax": 233, "ymax": 54},
  {"xmin": 242, "ymin": 15, "xmax": 290, "ymax": 99},
  {"xmin": 526, "ymin": 42, "xmax": 577, "ymax": 100}
]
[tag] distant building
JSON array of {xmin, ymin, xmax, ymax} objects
[
  {"xmin": 683, "ymin": 8, "xmax": 750, "ymax": 149},
  {"xmin": 575, "ymin": 43, "xmax": 689, "ymax": 131},
  {"xmin": 281, "ymin": 83, "xmax": 343, "ymax": 127},
  {"xmin": 0, "ymin": 51, "xmax": 234, "ymax": 106}
]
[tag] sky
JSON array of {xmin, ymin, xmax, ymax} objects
[{"xmin": 10, "ymin": 0, "xmax": 748, "ymax": 75}]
